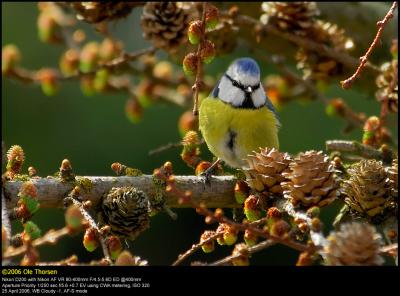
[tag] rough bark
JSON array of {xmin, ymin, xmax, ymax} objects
[{"xmin": 3, "ymin": 175, "xmax": 239, "ymax": 209}]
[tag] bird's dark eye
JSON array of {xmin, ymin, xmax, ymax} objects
[
  {"xmin": 252, "ymin": 82, "xmax": 261, "ymax": 90},
  {"xmin": 224, "ymin": 73, "xmax": 243, "ymax": 89}
]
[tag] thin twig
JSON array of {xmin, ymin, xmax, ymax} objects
[
  {"xmin": 70, "ymin": 197, "xmax": 98, "ymax": 230},
  {"xmin": 7, "ymin": 47, "xmax": 157, "ymax": 84},
  {"xmin": 156, "ymin": 167, "xmax": 312, "ymax": 253},
  {"xmin": 3, "ymin": 227, "xmax": 71, "ymax": 259},
  {"xmin": 187, "ymin": 200, "xmax": 311, "ymax": 253},
  {"xmin": 341, "ymin": 2, "xmax": 398, "ymax": 89},
  {"xmin": 62, "ymin": 46, "xmax": 157, "ymax": 80},
  {"xmin": 379, "ymin": 59, "xmax": 398, "ymax": 126},
  {"xmin": 9, "ymin": 67, "xmax": 37, "ymax": 83},
  {"xmin": 192, "ymin": 2, "xmax": 207, "ymax": 116},
  {"xmin": 222, "ymin": 12, "xmax": 379, "ymax": 74},
  {"xmin": 107, "ymin": 72, "xmax": 191, "ymax": 108},
  {"xmin": 172, "ymin": 231, "xmax": 223, "ymax": 266},
  {"xmin": 69, "ymin": 196, "xmax": 111, "ymax": 261},
  {"xmin": 274, "ymin": 198, "xmax": 327, "ymax": 248},
  {"xmin": 36, "ymin": 255, "xmax": 79, "ymax": 266},
  {"xmin": 209, "ymin": 239, "xmax": 276, "ymax": 266},
  {"xmin": 8, "ymin": 49, "xmax": 194, "ymax": 109},
  {"xmin": 149, "ymin": 138, "xmax": 205, "ymax": 156},
  {"xmin": 60, "ymin": 26, "xmax": 80, "ymax": 51},
  {"xmin": 264, "ymin": 54, "xmax": 366, "ymax": 132},
  {"xmin": 149, "ymin": 142, "xmax": 184, "ymax": 156},
  {"xmin": 326, "ymin": 140, "xmax": 393, "ymax": 163},
  {"xmin": 37, "ymin": 258, "xmax": 111, "ymax": 266},
  {"xmin": 380, "ymin": 243, "xmax": 398, "ymax": 255},
  {"xmin": 172, "ymin": 217, "xmax": 267, "ymax": 266}
]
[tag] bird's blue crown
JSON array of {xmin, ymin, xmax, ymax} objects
[{"xmin": 233, "ymin": 57, "xmax": 260, "ymax": 76}]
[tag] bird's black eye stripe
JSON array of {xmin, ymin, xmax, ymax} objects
[
  {"xmin": 224, "ymin": 73, "xmax": 260, "ymax": 92},
  {"xmin": 252, "ymin": 82, "xmax": 260, "ymax": 90},
  {"xmin": 224, "ymin": 73, "xmax": 244, "ymax": 90}
]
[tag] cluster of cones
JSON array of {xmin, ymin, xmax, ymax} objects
[
  {"xmin": 244, "ymin": 148, "xmax": 338, "ymax": 208},
  {"xmin": 260, "ymin": 2, "xmax": 354, "ymax": 82}
]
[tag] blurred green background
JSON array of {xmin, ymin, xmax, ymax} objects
[{"xmin": 2, "ymin": 3, "xmax": 396, "ymax": 265}]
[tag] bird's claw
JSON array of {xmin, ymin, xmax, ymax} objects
[
  {"xmin": 199, "ymin": 159, "xmax": 221, "ymax": 185},
  {"xmin": 200, "ymin": 167, "xmax": 214, "ymax": 185}
]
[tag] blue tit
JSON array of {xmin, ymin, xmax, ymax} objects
[{"xmin": 199, "ymin": 57, "xmax": 280, "ymax": 172}]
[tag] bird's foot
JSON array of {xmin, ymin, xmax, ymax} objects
[
  {"xmin": 199, "ymin": 159, "xmax": 221, "ymax": 185},
  {"xmin": 200, "ymin": 167, "xmax": 214, "ymax": 185}
]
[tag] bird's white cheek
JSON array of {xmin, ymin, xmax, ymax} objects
[
  {"xmin": 229, "ymin": 90, "xmax": 245, "ymax": 107},
  {"xmin": 252, "ymin": 88, "xmax": 266, "ymax": 108},
  {"xmin": 219, "ymin": 79, "xmax": 244, "ymax": 106}
]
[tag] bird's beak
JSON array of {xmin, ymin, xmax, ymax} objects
[{"xmin": 246, "ymin": 86, "xmax": 252, "ymax": 93}]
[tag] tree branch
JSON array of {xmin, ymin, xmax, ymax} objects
[
  {"xmin": 192, "ymin": 2, "xmax": 207, "ymax": 116},
  {"xmin": 149, "ymin": 141, "xmax": 184, "ymax": 156},
  {"xmin": 341, "ymin": 2, "xmax": 398, "ymax": 89},
  {"xmin": 216, "ymin": 6, "xmax": 388, "ymax": 93},
  {"xmin": 3, "ymin": 227, "xmax": 71, "ymax": 259},
  {"xmin": 326, "ymin": 140, "xmax": 393, "ymax": 163},
  {"xmin": 221, "ymin": 12, "xmax": 378, "ymax": 73},
  {"xmin": 208, "ymin": 239, "xmax": 276, "ymax": 266},
  {"xmin": 317, "ymin": 2, "xmax": 398, "ymax": 58},
  {"xmin": 380, "ymin": 243, "xmax": 398, "ymax": 255},
  {"xmin": 6, "ymin": 47, "xmax": 157, "ymax": 84},
  {"xmin": 4, "ymin": 175, "xmax": 239, "ymax": 210},
  {"xmin": 186, "ymin": 199, "xmax": 311, "ymax": 253},
  {"xmin": 274, "ymin": 198, "xmax": 327, "ymax": 248},
  {"xmin": 172, "ymin": 231, "xmax": 223, "ymax": 266},
  {"xmin": 263, "ymin": 54, "xmax": 366, "ymax": 133},
  {"xmin": 36, "ymin": 255, "xmax": 79, "ymax": 266},
  {"xmin": 172, "ymin": 217, "xmax": 267, "ymax": 266},
  {"xmin": 64, "ymin": 46, "xmax": 157, "ymax": 80},
  {"xmin": 149, "ymin": 138, "xmax": 205, "ymax": 156},
  {"xmin": 225, "ymin": 2, "xmax": 398, "ymax": 59},
  {"xmin": 67, "ymin": 195, "xmax": 111, "ymax": 261}
]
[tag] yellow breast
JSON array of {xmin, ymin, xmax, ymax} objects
[{"xmin": 199, "ymin": 97, "xmax": 279, "ymax": 168}]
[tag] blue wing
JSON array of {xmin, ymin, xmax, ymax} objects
[
  {"xmin": 210, "ymin": 79, "xmax": 220, "ymax": 98},
  {"xmin": 265, "ymin": 94, "xmax": 281, "ymax": 128}
]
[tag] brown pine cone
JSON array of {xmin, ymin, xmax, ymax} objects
[
  {"xmin": 68, "ymin": 2, "xmax": 142, "ymax": 24},
  {"xmin": 244, "ymin": 148, "xmax": 292, "ymax": 197},
  {"xmin": 281, "ymin": 150, "xmax": 337, "ymax": 208},
  {"xmin": 260, "ymin": 2, "xmax": 319, "ymax": 36},
  {"xmin": 141, "ymin": 2, "xmax": 195, "ymax": 54},
  {"xmin": 376, "ymin": 59, "xmax": 398, "ymax": 113},
  {"xmin": 324, "ymin": 222, "xmax": 384, "ymax": 266},
  {"xmin": 296, "ymin": 20, "xmax": 354, "ymax": 81},
  {"xmin": 100, "ymin": 187, "xmax": 150, "ymax": 240},
  {"xmin": 342, "ymin": 159, "xmax": 394, "ymax": 219}
]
